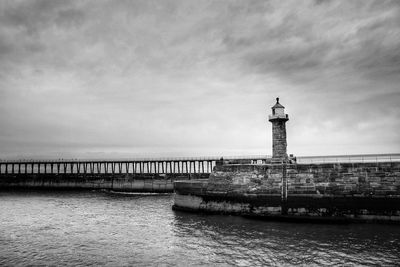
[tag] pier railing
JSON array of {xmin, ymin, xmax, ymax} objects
[
  {"xmin": 0, "ymin": 155, "xmax": 270, "ymax": 175},
  {"xmin": 296, "ymin": 153, "xmax": 400, "ymax": 164}
]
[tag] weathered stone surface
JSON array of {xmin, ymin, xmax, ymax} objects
[
  {"xmin": 0, "ymin": 173, "xmax": 209, "ymax": 192},
  {"xmin": 206, "ymin": 162, "xmax": 400, "ymax": 195},
  {"xmin": 173, "ymin": 161, "xmax": 400, "ymax": 222},
  {"xmin": 271, "ymin": 120, "xmax": 288, "ymax": 159}
]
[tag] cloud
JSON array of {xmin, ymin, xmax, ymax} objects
[
  {"xmin": 215, "ymin": 0, "xmax": 400, "ymax": 83},
  {"xmin": 0, "ymin": 0, "xmax": 399, "ymax": 159}
]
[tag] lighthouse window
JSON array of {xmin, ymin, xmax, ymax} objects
[{"xmin": 273, "ymin": 109, "xmax": 275, "ymax": 115}]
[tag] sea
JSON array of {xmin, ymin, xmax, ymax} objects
[{"xmin": 0, "ymin": 191, "xmax": 399, "ymax": 266}]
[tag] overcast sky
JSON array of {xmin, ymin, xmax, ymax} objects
[{"xmin": 0, "ymin": 0, "xmax": 399, "ymax": 159}]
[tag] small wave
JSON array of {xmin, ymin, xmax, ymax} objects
[{"xmin": 104, "ymin": 190, "xmax": 171, "ymax": 196}]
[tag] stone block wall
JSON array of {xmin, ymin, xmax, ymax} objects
[
  {"xmin": 173, "ymin": 161, "xmax": 400, "ymax": 221},
  {"xmin": 207, "ymin": 162, "xmax": 400, "ymax": 196},
  {"xmin": 271, "ymin": 120, "xmax": 287, "ymax": 158}
]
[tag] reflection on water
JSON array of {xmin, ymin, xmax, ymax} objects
[{"xmin": 0, "ymin": 191, "xmax": 399, "ymax": 266}]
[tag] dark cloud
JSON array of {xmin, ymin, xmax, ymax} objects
[{"xmin": 215, "ymin": 0, "xmax": 400, "ymax": 84}]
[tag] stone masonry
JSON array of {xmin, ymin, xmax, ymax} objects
[
  {"xmin": 205, "ymin": 162, "xmax": 400, "ymax": 196},
  {"xmin": 268, "ymin": 98, "xmax": 289, "ymax": 159}
]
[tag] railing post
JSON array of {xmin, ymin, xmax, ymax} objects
[
  {"xmin": 111, "ymin": 162, "xmax": 115, "ymax": 174},
  {"xmin": 105, "ymin": 162, "xmax": 109, "ymax": 174},
  {"xmin": 124, "ymin": 163, "xmax": 128, "ymax": 174}
]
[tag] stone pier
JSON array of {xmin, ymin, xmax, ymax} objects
[{"xmin": 173, "ymin": 99, "xmax": 400, "ymax": 222}]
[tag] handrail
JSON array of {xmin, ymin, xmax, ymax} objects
[
  {"xmin": 0, "ymin": 155, "xmax": 271, "ymax": 164},
  {"xmin": 296, "ymin": 153, "xmax": 400, "ymax": 163},
  {"xmin": 0, "ymin": 153, "xmax": 399, "ymax": 164}
]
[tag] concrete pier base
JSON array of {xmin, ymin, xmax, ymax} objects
[
  {"xmin": 173, "ymin": 190, "xmax": 400, "ymax": 223},
  {"xmin": 0, "ymin": 173, "xmax": 209, "ymax": 193}
]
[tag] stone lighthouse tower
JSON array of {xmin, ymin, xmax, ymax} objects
[{"xmin": 268, "ymin": 98, "xmax": 289, "ymax": 159}]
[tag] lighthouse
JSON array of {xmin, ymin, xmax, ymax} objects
[{"xmin": 268, "ymin": 98, "xmax": 289, "ymax": 159}]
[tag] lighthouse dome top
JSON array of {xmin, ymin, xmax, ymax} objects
[
  {"xmin": 272, "ymin": 97, "xmax": 284, "ymax": 109},
  {"xmin": 269, "ymin": 97, "xmax": 288, "ymax": 121}
]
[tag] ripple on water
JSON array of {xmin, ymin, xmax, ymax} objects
[{"xmin": 1, "ymin": 191, "xmax": 400, "ymax": 266}]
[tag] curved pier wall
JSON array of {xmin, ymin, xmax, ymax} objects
[
  {"xmin": 173, "ymin": 162, "xmax": 400, "ymax": 222},
  {"xmin": 0, "ymin": 173, "xmax": 209, "ymax": 192}
]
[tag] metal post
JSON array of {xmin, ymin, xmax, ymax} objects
[{"xmin": 111, "ymin": 163, "xmax": 115, "ymax": 174}]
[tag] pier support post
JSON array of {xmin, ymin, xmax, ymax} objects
[{"xmin": 281, "ymin": 162, "xmax": 288, "ymax": 215}]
